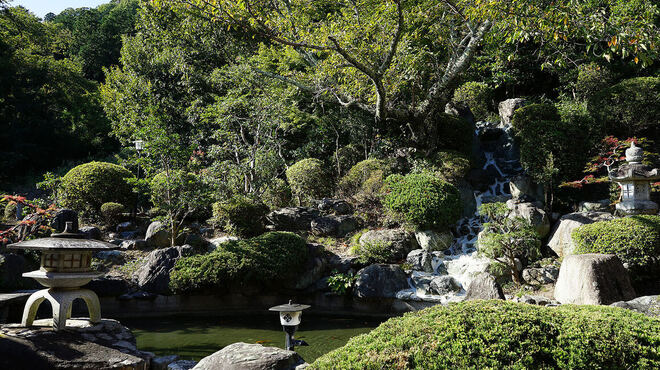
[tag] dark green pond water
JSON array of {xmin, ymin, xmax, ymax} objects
[{"xmin": 123, "ymin": 314, "xmax": 384, "ymax": 363}]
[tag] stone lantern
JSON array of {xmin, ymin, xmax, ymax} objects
[
  {"xmin": 8, "ymin": 222, "xmax": 117, "ymax": 330},
  {"xmin": 609, "ymin": 142, "xmax": 659, "ymax": 215},
  {"xmin": 269, "ymin": 300, "xmax": 310, "ymax": 351}
]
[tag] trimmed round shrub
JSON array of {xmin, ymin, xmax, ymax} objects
[
  {"xmin": 511, "ymin": 103, "xmax": 560, "ymax": 133},
  {"xmin": 575, "ymin": 62, "xmax": 614, "ymax": 100},
  {"xmin": 260, "ymin": 178, "xmax": 292, "ymax": 210},
  {"xmin": 60, "ymin": 162, "xmax": 134, "ymax": 216},
  {"xmin": 383, "ymin": 173, "xmax": 461, "ymax": 231},
  {"xmin": 169, "ymin": 231, "xmax": 308, "ymax": 293},
  {"xmin": 100, "ymin": 202, "xmax": 125, "ymax": 227},
  {"xmin": 572, "ymin": 215, "xmax": 660, "ymax": 269},
  {"xmin": 3, "ymin": 201, "xmax": 17, "ymax": 221},
  {"xmin": 212, "ymin": 195, "xmax": 268, "ymax": 238},
  {"xmin": 351, "ymin": 240, "xmax": 395, "ymax": 264},
  {"xmin": 311, "ymin": 300, "xmax": 660, "ymax": 368},
  {"xmin": 588, "ymin": 76, "xmax": 660, "ymax": 139},
  {"xmin": 286, "ymin": 158, "xmax": 332, "ymax": 205},
  {"xmin": 338, "ymin": 159, "xmax": 391, "ymax": 198},
  {"xmin": 452, "ymin": 81, "xmax": 494, "ymax": 121}
]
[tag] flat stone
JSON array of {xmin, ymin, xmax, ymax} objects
[
  {"xmin": 611, "ymin": 295, "xmax": 660, "ymax": 317},
  {"xmin": 193, "ymin": 342, "xmax": 305, "ymax": 370}
]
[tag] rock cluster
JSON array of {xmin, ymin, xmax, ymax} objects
[{"xmin": 193, "ymin": 342, "xmax": 306, "ymax": 370}]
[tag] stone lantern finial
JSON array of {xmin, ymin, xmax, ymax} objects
[{"xmin": 625, "ymin": 141, "xmax": 643, "ymax": 163}]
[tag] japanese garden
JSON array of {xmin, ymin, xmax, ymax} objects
[{"xmin": 0, "ymin": 0, "xmax": 659, "ymax": 369}]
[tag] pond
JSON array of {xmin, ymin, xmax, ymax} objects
[{"xmin": 122, "ymin": 314, "xmax": 385, "ymax": 363}]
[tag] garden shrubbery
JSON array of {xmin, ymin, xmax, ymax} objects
[
  {"xmin": 212, "ymin": 195, "xmax": 268, "ymax": 238},
  {"xmin": 260, "ymin": 178, "xmax": 292, "ymax": 210},
  {"xmin": 588, "ymin": 77, "xmax": 660, "ymax": 139},
  {"xmin": 59, "ymin": 161, "xmax": 134, "ymax": 217},
  {"xmin": 100, "ymin": 202, "xmax": 125, "ymax": 227},
  {"xmin": 286, "ymin": 158, "xmax": 332, "ymax": 205},
  {"xmin": 572, "ymin": 215, "xmax": 660, "ymax": 270},
  {"xmin": 575, "ymin": 62, "xmax": 614, "ymax": 100},
  {"xmin": 452, "ymin": 81, "xmax": 494, "ymax": 121},
  {"xmin": 311, "ymin": 300, "xmax": 660, "ymax": 369},
  {"xmin": 338, "ymin": 159, "xmax": 391, "ymax": 198},
  {"xmin": 3, "ymin": 201, "xmax": 17, "ymax": 221},
  {"xmin": 169, "ymin": 232, "xmax": 308, "ymax": 292},
  {"xmin": 383, "ymin": 172, "xmax": 461, "ymax": 231}
]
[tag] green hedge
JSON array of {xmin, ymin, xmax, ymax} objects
[
  {"xmin": 60, "ymin": 161, "xmax": 134, "ymax": 216},
  {"xmin": 572, "ymin": 215, "xmax": 660, "ymax": 269},
  {"xmin": 212, "ymin": 195, "xmax": 268, "ymax": 238},
  {"xmin": 311, "ymin": 300, "xmax": 660, "ymax": 369},
  {"xmin": 286, "ymin": 158, "xmax": 332, "ymax": 205},
  {"xmin": 588, "ymin": 77, "xmax": 660, "ymax": 139},
  {"xmin": 452, "ymin": 81, "xmax": 494, "ymax": 121},
  {"xmin": 170, "ymin": 232, "xmax": 308, "ymax": 293},
  {"xmin": 383, "ymin": 173, "xmax": 461, "ymax": 231}
]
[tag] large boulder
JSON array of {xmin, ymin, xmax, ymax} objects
[
  {"xmin": 0, "ymin": 319, "xmax": 150, "ymax": 370},
  {"xmin": 359, "ymin": 229, "xmax": 418, "ymax": 262},
  {"xmin": 80, "ymin": 226, "xmax": 102, "ymax": 240},
  {"xmin": 578, "ymin": 200, "xmax": 611, "ymax": 213},
  {"xmin": 506, "ymin": 200, "xmax": 550, "ymax": 238},
  {"xmin": 414, "ymin": 230, "xmax": 453, "ymax": 252},
  {"xmin": 547, "ymin": 212, "xmax": 615, "ymax": 257},
  {"xmin": 498, "ymin": 98, "xmax": 526, "ymax": 127},
  {"xmin": 554, "ymin": 254, "xmax": 636, "ymax": 305},
  {"xmin": 266, "ymin": 207, "xmax": 320, "ymax": 231},
  {"xmin": 430, "ymin": 275, "xmax": 462, "ymax": 295},
  {"xmin": 310, "ymin": 215, "xmax": 357, "ymax": 237},
  {"xmin": 406, "ymin": 249, "xmax": 434, "ymax": 273},
  {"xmin": 465, "ymin": 273, "xmax": 505, "ymax": 300},
  {"xmin": 145, "ymin": 221, "xmax": 171, "ymax": 248},
  {"xmin": 193, "ymin": 342, "xmax": 306, "ymax": 370},
  {"xmin": 317, "ymin": 198, "xmax": 352, "ymax": 215},
  {"xmin": 134, "ymin": 245, "xmax": 193, "ymax": 295},
  {"xmin": 353, "ymin": 264, "xmax": 409, "ymax": 299},
  {"xmin": 509, "ymin": 174, "xmax": 544, "ymax": 203}
]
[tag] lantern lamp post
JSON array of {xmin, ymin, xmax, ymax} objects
[
  {"xmin": 8, "ymin": 221, "xmax": 118, "ymax": 330},
  {"xmin": 609, "ymin": 142, "xmax": 659, "ymax": 215},
  {"xmin": 269, "ymin": 300, "xmax": 310, "ymax": 351}
]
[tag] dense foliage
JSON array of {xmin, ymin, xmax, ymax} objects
[
  {"xmin": 211, "ymin": 196, "xmax": 268, "ymax": 238},
  {"xmin": 100, "ymin": 202, "xmax": 125, "ymax": 227},
  {"xmin": 572, "ymin": 215, "xmax": 660, "ymax": 269},
  {"xmin": 286, "ymin": 158, "xmax": 332, "ymax": 205},
  {"xmin": 169, "ymin": 232, "xmax": 308, "ymax": 293},
  {"xmin": 452, "ymin": 81, "xmax": 494, "ymax": 121},
  {"xmin": 383, "ymin": 173, "xmax": 461, "ymax": 231},
  {"xmin": 338, "ymin": 159, "xmax": 391, "ymax": 198},
  {"xmin": 59, "ymin": 161, "xmax": 134, "ymax": 217},
  {"xmin": 311, "ymin": 300, "xmax": 660, "ymax": 369}
]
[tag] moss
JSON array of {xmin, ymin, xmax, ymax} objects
[
  {"xmin": 212, "ymin": 195, "xmax": 268, "ymax": 238},
  {"xmin": 572, "ymin": 215, "xmax": 660, "ymax": 269},
  {"xmin": 170, "ymin": 232, "xmax": 308, "ymax": 293},
  {"xmin": 452, "ymin": 81, "xmax": 494, "ymax": 121},
  {"xmin": 286, "ymin": 158, "xmax": 332, "ymax": 205},
  {"xmin": 383, "ymin": 172, "xmax": 461, "ymax": 231},
  {"xmin": 60, "ymin": 161, "xmax": 134, "ymax": 217},
  {"xmin": 311, "ymin": 300, "xmax": 660, "ymax": 369}
]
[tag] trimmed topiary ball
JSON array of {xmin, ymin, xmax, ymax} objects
[
  {"xmin": 100, "ymin": 202, "xmax": 125, "ymax": 227},
  {"xmin": 572, "ymin": 215, "xmax": 660, "ymax": 270},
  {"xmin": 212, "ymin": 195, "xmax": 268, "ymax": 238},
  {"xmin": 588, "ymin": 76, "xmax": 660, "ymax": 139},
  {"xmin": 60, "ymin": 161, "xmax": 134, "ymax": 217},
  {"xmin": 169, "ymin": 231, "xmax": 308, "ymax": 293},
  {"xmin": 452, "ymin": 81, "xmax": 494, "ymax": 121},
  {"xmin": 286, "ymin": 158, "xmax": 332, "ymax": 205},
  {"xmin": 383, "ymin": 172, "xmax": 461, "ymax": 231},
  {"xmin": 311, "ymin": 300, "xmax": 660, "ymax": 369}
]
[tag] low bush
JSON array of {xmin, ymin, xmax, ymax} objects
[
  {"xmin": 411, "ymin": 151, "xmax": 472, "ymax": 183},
  {"xmin": 260, "ymin": 178, "xmax": 292, "ymax": 210},
  {"xmin": 60, "ymin": 162, "xmax": 134, "ymax": 217},
  {"xmin": 351, "ymin": 240, "xmax": 395, "ymax": 264},
  {"xmin": 3, "ymin": 201, "xmax": 17, "ymax": 221},
  {"xmin": 588, "ymin": 76, "xmax": 660, "ymax": 139},
  {"xmin": 452, "ymin": 81, "xmax": 494, "ymax": 121},
  {"xmin": 338, "ymin": 159, "xmax": 391, "ymax": 198},
  {"xmin": 311, "ymin": 300, "xmax": 660, "ymax": 368},
  {"xmin": 572, "ymin": 215, "xmax": 660, "ymax": 269},
  {"xmin": 170, "ymin": 232, "xmax": 308, "ymax": 293},
  {"xmin": 286, "ymin": 158, "xmax": 332, "ymax": 205},
  {"xmin": 383, "ymin": 173, "xmax": 461, "ymax": 231},
  {"xmin": 100, "ymin": 202, "xmax": 125, "ymax": 227},
  {"xmin": 212, "ymin": 195, "xmax": 268, "ymax": 238}
]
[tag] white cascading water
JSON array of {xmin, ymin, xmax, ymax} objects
[{"xmin": 396, "ymin": 122, "xmax": 522, "ymax": 303}]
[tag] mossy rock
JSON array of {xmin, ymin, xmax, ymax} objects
[{"xmin": 311, "ymin": 300, "xmax": 660, "ymax": 368}]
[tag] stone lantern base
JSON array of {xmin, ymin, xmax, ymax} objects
[
  {"xmin": 616, "ymin": 199, "xmax": 659, "ymax": 215},
  {"xmin": 22, "ymin": 288, "xmax": 101, "ymax": 330}
]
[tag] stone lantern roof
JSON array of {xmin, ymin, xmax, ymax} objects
[
  {"xmin": 609, "ymin": 142, "xmax": 660, "ymax": 182},
  {"xmin": 8, "ymin": 222, "xmax": 117, "ymax": 251}
]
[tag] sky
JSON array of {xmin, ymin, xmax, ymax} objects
[{"xmin": 9, "ymin": 0, "xmax": 109, "ymax": 18}]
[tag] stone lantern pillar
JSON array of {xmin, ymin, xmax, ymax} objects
[{"xmin": 609, "ymin": 142, "xmax": 659, "ymax": 215}]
